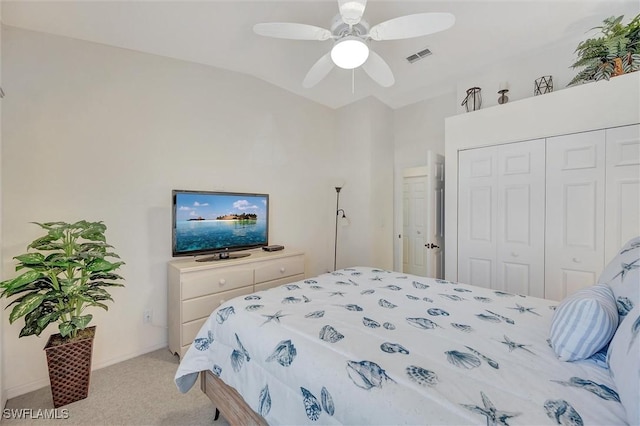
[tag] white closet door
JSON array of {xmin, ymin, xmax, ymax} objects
[
  {"xmin": 496, "ymin": 140, "xmax": 546, "ymax": 297},
  {"xmin": 605, "ymin": 124, "xmax": 640, "ymax": 261},
  {"xmin": 458, "ymin": 146, "xmax": 498, "ymax": 288},
  {"xmin": 458, "ymin": 140, "xmax": 544, "ymax": 294},
  {"xmin": 545, "ymin": 130, "xmax": 606, "ymax": 301}
]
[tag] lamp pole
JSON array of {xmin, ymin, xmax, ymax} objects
[{"xmin": 334, "ymin": 186, "xmax": 342, "ymax": 271}]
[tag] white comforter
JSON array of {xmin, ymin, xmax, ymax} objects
[{"xmin": 175, "ymin": 267, "xmax": 627, "ymax": 425}]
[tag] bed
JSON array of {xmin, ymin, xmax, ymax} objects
[{"xmin": 175, "ymin": 240, "xmax": 639, "ymax": 425}]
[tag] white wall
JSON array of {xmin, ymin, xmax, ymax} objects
[
  {"xmin": 392, "ymin": 91, "xmax": 456, "ymax": 270},
  {"xmin": 0, "ymin": 5, "xmax": 4, "ymax": 411},
  {"xmin": 333, "ymin": 97, "xmax": 394, "ymax": 271},
  {"xmin": 455, "ymin": 38, "xmax": 579, "ymax": 114},
  {"xmin": 1, "ymin": 26, "xmax": 345, "ymax": 398}
]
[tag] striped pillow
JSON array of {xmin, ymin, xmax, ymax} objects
[{"xmin": 549, "ymin": 284, "xmax": 619, "ymax": 361}]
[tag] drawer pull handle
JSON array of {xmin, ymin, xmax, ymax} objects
[
  {"xmin": 572, "ymin": 257, "xmax": 581, "ymax": 264},
  {"xmin": 280, "ymin": 267, "xmax": 286, "ymax": 273},
  {"xmin": 511, "ymin": 252, "xmax": 519, "ymax": 258},
  {"xmin": 219, "ymin": 279, "xmax": 226, "ymax": 286}
]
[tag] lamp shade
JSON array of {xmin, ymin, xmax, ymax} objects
[{"xmin": 331, "ymin": 36, "xmax": 369, "ymax": 69}]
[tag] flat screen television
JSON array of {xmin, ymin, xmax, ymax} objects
[{"xmin": 172, "ymin": 190, "xmax": 269, "ymax": 260}]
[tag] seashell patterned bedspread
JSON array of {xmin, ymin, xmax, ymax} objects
[{"xmin": 175, "ymin": 267, "xmax": 627, "ymax": 425}]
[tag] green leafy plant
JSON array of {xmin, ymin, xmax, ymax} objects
[
  {"xmin": 0, "ymin": 221, "xmax": 124, "ymax": 340},
  {"xmin": 569, "ymin": 13, "xmax": 640, "ymax": 85}
]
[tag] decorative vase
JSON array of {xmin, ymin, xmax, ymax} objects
[
  {"xmin": 534, "ymin": 76, "xmax": 553, "ymax": 96},
  {"xmin": 461, "ymin": 87, "xmax": 482, "ymax": 112},
  {"xmin": 44, "ymin": 326, "xmax": 96, "ymax": 408}
]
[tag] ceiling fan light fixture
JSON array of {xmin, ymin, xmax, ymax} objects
[
  {"xmin": 331, "ymin": 36, "xmax": 369, "ymax": 69},
  {"xmin": 338, "ymin": 0, "xmax": 367, "ymax": 25}
]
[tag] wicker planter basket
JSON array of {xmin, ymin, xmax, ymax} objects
[{"xmin": 44, "ymin": 326, "xmax": 96, "ymax": 408}]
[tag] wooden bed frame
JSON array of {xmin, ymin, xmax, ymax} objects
[{"xmin": 200, "ymin": 370, "xmax": 268, "ymax": 425}]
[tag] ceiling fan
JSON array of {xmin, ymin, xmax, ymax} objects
[{"xmin": 253, "ymin": 0, "xmax": 455, "ymax": 89}]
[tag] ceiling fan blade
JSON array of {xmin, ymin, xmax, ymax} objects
[
  {"xmin": 253, "ymin": 23, "xmax": 332, "ymax": 41},
  {"xmin": 362, "ymin": 51, "xmax": 394, "ymax": 87},
  {"xmin": 369, "ymin": 12, "xmax": 455, "ymax": 41},
  {"xmin": 303, "ymin": 52, "xmax": 335, "ymax": 88},
  {"xmin": 338, "ymin": 0, "xmax": 368, "ymax": 25}
]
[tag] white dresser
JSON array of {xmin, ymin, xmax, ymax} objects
[{"xmin": 167, "ymin": 249, "xmax": 305, "ymax": 358}]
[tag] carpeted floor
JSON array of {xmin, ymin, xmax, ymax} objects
[{"xmin": 3, "ymin": 348, "xmax": 229, "ymax": 425}]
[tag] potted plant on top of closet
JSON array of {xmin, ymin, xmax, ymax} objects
[
  {"xmin": 569, "ymin": 13, "xmax": 640, "ymax": 85},
  {"xmin": 0, "ymin": 220, "xmax": 125, "ymax": 407}
]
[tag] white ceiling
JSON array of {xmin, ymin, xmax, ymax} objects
[{"xmin": 2, "ymin": 0, "xmax": 638, "ymax": 109}]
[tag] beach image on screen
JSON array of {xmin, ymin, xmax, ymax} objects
[{"xmin": 174, "ymin": 193, "xmax": 268, "ymax": 253}]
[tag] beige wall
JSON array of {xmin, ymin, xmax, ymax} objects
[
  {"xmin": 1, "ymin": 26, "xmax": 352, "ymax": 398},
  {"xmin": 392, "ymin": 91, "xmax": 457, "ymax": 270},
  {"xmin": 0, "ymin": 5, "xmax": 4, "ymax": 411},
  {"xmin": 333, "ymin": 97, "xmax": 394, "ymax": 271}
]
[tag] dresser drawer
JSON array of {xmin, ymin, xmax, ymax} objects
[
  {"xmin": 255, "ymin": 255, "xmax": 305, "ymax": 284},
  {"xmin": 182, "ymin": 286, "xmax": 254, "ymax": 323},
  {"xmin": 254, "ymin": 273, "xmax": 305, "ymax": 292},
  {"xmin": 181, "ymin": 266, "xmax": 254, "ymax": 300},
  {"xmin": 182, "ymin": 317, "xmax": 207, "ymax": 346}
]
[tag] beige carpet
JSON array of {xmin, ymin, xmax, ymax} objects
[{"xmin": 3, "ymin": 348, "xmax": 230, "ymax": 426}]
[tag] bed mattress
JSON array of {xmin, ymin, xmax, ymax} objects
[{"xmin": 175, "ymin": 267, "xmax": 627, "ymax": 425}]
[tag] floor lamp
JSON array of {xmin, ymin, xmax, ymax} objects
[{"xmin": 334, "ymin": 186, "xmax": 348, "ymax": 271}]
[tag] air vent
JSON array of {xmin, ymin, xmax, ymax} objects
[{"xmin": 406, "ymin": 48, "xmax": 432, "ymax": 64}]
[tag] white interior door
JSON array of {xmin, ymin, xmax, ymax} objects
[
  {"xmin": 402, "ymin": 152, "xmax": 444, "ymax": 278},
  {"xmin": 545, "ymin": 130, "xmax": 605, "ymax": 300},
  {"xmin": 605, "ymin": 124, "xmax": 640, "ymax": 260},
  {"xmin": 403, "ymin": 171, "xmax": 428, "ymax": 276},
  {"xmin": 427, "ymin": 152, "xmax": 445, "ymax": 279},
  {"xmin": 496, "ymin": 140, "xmax": 546, "ymax": 297}
]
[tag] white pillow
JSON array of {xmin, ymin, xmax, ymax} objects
[
  {"xmin": 549, "ymin": 284, "xmax": 619, "ymax": 361},
  {"xmin": 607, "ymin": 305, "xmax": 640, "ymax": 425},
  {"xmin": 599, "ymin": 236, "xmax": 640, "ymax": 319}
]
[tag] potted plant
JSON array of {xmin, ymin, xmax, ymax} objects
[
  {"xmin": 0, "ymin": 221, "xmax": 124, "ymax": 407},
  {"xmin": 569, "ymin": 13, "xmax": 640, "ymax": 85}
]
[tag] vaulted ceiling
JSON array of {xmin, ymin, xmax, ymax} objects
[{"xmin": 3, "ymin": 0, "xmax": 638, "ymax": 109}]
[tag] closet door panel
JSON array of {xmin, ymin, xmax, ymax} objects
[
  {"xmin": 605, "ymin": 124, "xmax": 640, "ymax": 262},
  {"xmin": 496, "ymin": 140, "xmax": 545, "ymax": 297},
  {"xmin": 458, "ymin": 147, "xmax": 497, "ymax": 288},
  {"xmin": 545, "ymin": 130, "xmax": 605, "ymax": 300}
]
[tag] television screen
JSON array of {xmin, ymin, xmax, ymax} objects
[{"xmin": 172, "ymin": 190, "xmax": 269, "ymax": 257}]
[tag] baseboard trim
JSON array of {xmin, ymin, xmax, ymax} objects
[{"xmin": 5, "ymin": 342, "xmax": 169, "ymax": 399}]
